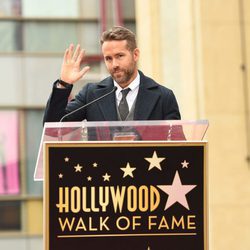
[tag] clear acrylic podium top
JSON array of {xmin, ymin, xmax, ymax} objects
[{"xmin": 34, "ymin": 120, "xmax": 208, "ymax": 180}]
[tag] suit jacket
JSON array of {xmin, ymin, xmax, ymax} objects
[{"xmin": 43, "ymin": 71, "xmax": 181, "ymax": 123}]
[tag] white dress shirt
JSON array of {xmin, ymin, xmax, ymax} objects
[{"xmin": 114, "ymin": 72, "xmax": 140, "ymax": 111}]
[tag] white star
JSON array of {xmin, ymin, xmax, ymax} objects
[
  {"xmin": 103, "ymin": 173, "xmax": 111, "ymax": 181},
  {"xmin": 58, "ymin": 173, "xmax": 63, "ymax": 179},
  {"xmin": 87, "ymin": 176, "xmax": 92, "ymax": 181},
  {"xmin": 157, "ymin": 171, "xmax": 196, "ymax": 210},
  {"xmin": 120, "ymin": 163, "xmax": 136, "ymax": 178},
  {"xmin": 144, "ymin": 151, "xmax": 165, "ymax": 171},
  {"xmin": 64, "ymin": 157, "xmax": 69, "ymax": 162},
  {"xmin": 74, "ymin": 164, "xmax": 83, "ymax": 172},
  {"xmin": 93, "ymin": 162, "xmax": 98, "ymax": 168},
  {"xmin": 181, "ymin": 160, "xmax": 189, "ymax": 168}
]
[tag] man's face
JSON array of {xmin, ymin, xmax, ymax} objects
[{"xmin": 101, "ymin": 40, "xmax": 139, "ymax": 88}]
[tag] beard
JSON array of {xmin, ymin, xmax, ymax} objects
[{"xmin": 110, "ymin": 63, "xmax": 136, "ymax": 86}]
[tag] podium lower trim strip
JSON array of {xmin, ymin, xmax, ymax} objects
[{"xmin": 57, "ymin": 232, "xmax": 197, "ymax": 238}]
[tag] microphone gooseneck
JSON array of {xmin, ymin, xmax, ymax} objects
[{"xmin": 59, "ymin": 86, "xmax": 117, "ymax": 122}]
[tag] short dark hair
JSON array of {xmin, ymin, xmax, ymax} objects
[{"xmin": 100, "ymin": 26, "xmax": 137, "ymax": 52}]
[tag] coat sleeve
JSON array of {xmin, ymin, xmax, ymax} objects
[
  {"xmin": 43, "ymin": 81, "xmax": 74, "ymax": 124},
  {"xmin": 163, "ymin": 89, "xmax": 181, "ymax": 120}
]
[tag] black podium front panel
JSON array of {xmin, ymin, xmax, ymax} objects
[{"xmin": 44, "ymin": 142, "xmax": 207, "ymax": 250}]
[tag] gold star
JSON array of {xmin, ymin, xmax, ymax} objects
[
  {"xmin": 181, "ymin": 160, "xmax": 189, "ymax": 168},
  {"xmin": 145, "ymin": 151, "xmax": 165, "ymax": 171},
  {"xmin": 74, "ymin": 164, "xmax": 83, "ymax": 172},
  {"xmin": 93, "ymin": 162, "xmax": 98, "ymax": 168},
  {"xmin": 102, "ymin": 173, "xmax": 111, "ymax": 181},
  {"xmin": 64, "ymin": 157, "xmax": 69, "ymax": 162},
  {"xmin": 120, "ymin": 163, "xmax": 136, "ymax": 178},
  {"xmin": 87, "ymin": 176, "xmax": 92, "ymax": 181},
  {"xmin": 58, "ymin": 173, "xmax": 63, "ymax": 179}
]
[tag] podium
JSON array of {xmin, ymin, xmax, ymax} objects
[{"xmin": 35, "ymin": 120, "xmax": 208, "ymax": 250}]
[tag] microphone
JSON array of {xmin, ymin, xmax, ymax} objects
[{"xmin": 59, "ymin": 86, "xmax": 117, "ymax": 122}]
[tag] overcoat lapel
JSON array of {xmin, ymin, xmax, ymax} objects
[
  {"xmin": 94, "ymin": 77, "xmax": 118, "ymax": 121},
  {"xmin": 92, "ymin": 72, "xmax": 161, "ymax": 121},
  {"xmin": 134, "ymin": 72, "xmax": 161, "ymax": 120}
]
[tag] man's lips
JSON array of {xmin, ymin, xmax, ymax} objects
[{"xmin": 113, "ymin": 71, "xmax": 123, "ymax": 77}]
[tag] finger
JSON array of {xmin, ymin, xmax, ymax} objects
[
  {"xmin": 72, "ymin": 44, "xmax": 81, "ymax": 61},
  {"xmin": 63, "ymin": 48, "xmax": 69, "ymax": 64},
  {"xmin": 68, "ymin": 44, "xmax": 74, "ymax": 61},
  {"xmin": 79, "ymin": 66, "xmax": 90, "ymax": 78},
  {"xmin": 75, "ymin": 49, "xmax": 85, "ymax": 65}
]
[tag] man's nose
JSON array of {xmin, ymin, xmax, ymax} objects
[{"xmin": 112, "ymin": 59, "xmax": 119, "ymax": 68}]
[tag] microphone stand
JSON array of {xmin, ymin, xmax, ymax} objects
[{"xmin": 57, "ymin": 86, "xmax": 117, "ymax": 141}]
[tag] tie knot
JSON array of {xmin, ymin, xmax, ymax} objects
[{"xmin": 121, "ymin": 88, "xmax": 130, "ymax": 98}]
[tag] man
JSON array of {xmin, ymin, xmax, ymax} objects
[{"xmin": 43, "ymin": 26, "xmax": 181, "ymax": 123}]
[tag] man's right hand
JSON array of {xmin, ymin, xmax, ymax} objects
[{"xmin": 60, "ymin": 44, "xmax": 90, "ymax": 84}]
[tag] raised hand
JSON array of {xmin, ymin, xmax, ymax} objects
[{"xmin": 60, "ymin": 44, "xmax": 90, "ymax": 84}]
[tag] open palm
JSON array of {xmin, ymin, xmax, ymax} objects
[{"xmin": 60, "ymin": 44, "xmax": 90, "ymax": 84}]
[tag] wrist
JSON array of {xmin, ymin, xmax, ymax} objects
[{"xmin": 57, "ymin": 78, "xmax": 72, "ymax": 88}]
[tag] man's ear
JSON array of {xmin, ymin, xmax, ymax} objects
[{"xmin": 133, "ymin": 48, "xmax": 140, "ymax": 61}]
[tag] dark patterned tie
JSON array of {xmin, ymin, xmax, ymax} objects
[{"xmin": 118, "ymin": 88, "xmax": 130, "ymax": 120}]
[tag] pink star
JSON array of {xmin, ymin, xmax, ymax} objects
[{"xmin": 157, "ymin": 171, "xmax": 196, "ymax": 210}]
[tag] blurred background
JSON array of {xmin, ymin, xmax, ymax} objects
[{"xmin": 0, "ymin": 0, "xmax": 249, "ymax": 249}]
